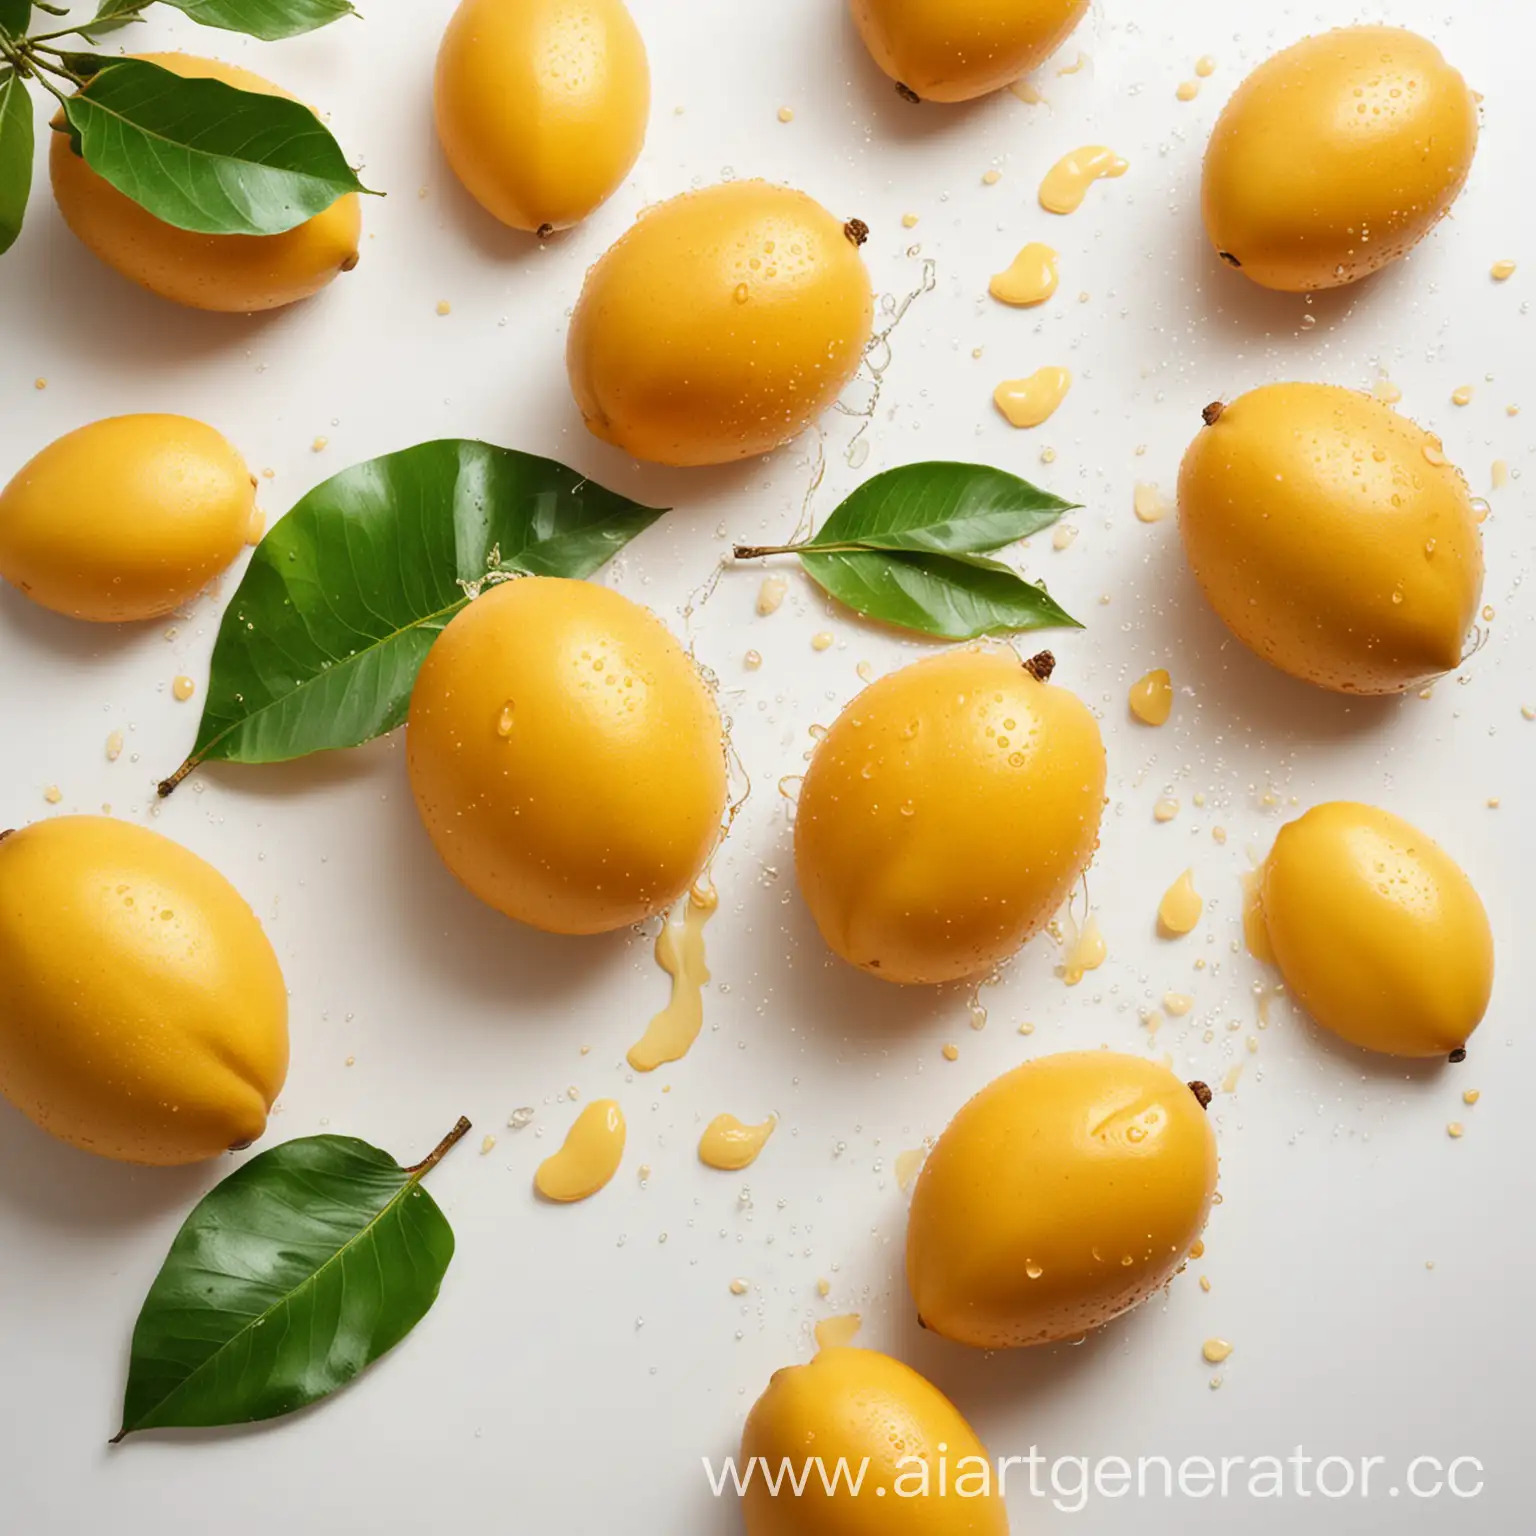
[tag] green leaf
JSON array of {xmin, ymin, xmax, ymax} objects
[
  {"xmin": 799, "ymin": 548, "xmax": 1082, "ymax": 641},
  {"xmin": 160, "ymin": 441, "xmax": 665, "ymax": 791},
  {"xmin": 80, "ymin": 0, "xmax": 151, "ymax": 37},
  {"xmin": 162, "ymin": 0, "xmax": 358, "ymax": 42},
  {"xmin": 806, "ymin": 461, "xmax": 1077, "ymax": 555},
  {"xmin": 63, "ymin": 57, "xmax": 371, "ymax": 236},
  {"xmin": 0, "ymin": 0, "xmax": 30, "ymax": 39},
  {"xmin": 0, "ymin": 70, "xmax": 32, "ymax": 256},
  {"xmin": 115, "ymin": 1118, "xmax": 471, "ymax": 1440}
]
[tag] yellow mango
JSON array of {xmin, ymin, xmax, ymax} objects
[
  {"xmin": 0, "ymin": 414, "xmax": 255, "ymax": 623},
  {"xmin": 908, "ymin": 1053, "xmax": 1217, "ymax": 1347},
  {"xmin": 741, "ymin": 1346, "xmax": 1008, "ymax": 1533},
  {"xmin": 794, "ymin": 646, "xmax": 1104, "ymax": 985},
  {"xmin": 1258, "ymin": 802, "xmax": 1493, "ymax": 1058},
  {"xmin": 406, "ymin": 577, "xmax": 726, "ymax": 935},
  {"xmin": 50, "ymin": 54, "xmax": 361, "ymax": 312},
  {"xmin": 1178, "ymin": 383, "xmax": 1483, "ymax": 694},
  {"xmin": 849, "ymin": 0, "xmax": 1089, "ymax": 103},
  {"xmin": 435, "ymin": 0, "xmax": 649, "ymax": 233},
  {"xmin": 1203, "ymin": 27, "xmax": 1478, "ymax": 290},
  {"xmin": 0, "ymin": 817, "xmax": 288, "ymax": 1166},
  {"xmin": 566, "ymin": 180, "xmax": 873, "ymax": 466}
]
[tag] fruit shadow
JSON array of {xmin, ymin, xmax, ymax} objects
[
  {"xmin": 0, "ymin": 581, "xmax": 133, "ymax": 666},
  {"xmin": 1140, "ymin": 525, "xmax": 1402, "ymax": 747},
  {"xmin": 1179, "ymin": 226, "xmax": 1413, "ymax": 354},
  {"xmin": 1290, "ymin": 1007, "xmax": 1462, "ymax": 1090},
  {"xmin": 27, "ymin": 204, "xmax": 292, "ymax": 367},
  {"xmin": 0, "ymin": 1106, "xmax": 211, "ymax": 1231}
]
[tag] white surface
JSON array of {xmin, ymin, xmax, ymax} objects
[{"xmin": 0, "ymin": 1, "xmax": 1531, "ymax": 1531}]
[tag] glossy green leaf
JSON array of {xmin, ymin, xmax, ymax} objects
[
  {"xmin": 0, "ymin": 70, "xmax": 32, "ymax": 256},
  {"xmin": 799, "ymin": 548, "xmax": 1081, "ymax": 641},
  {"xmin": 805, "ymin": 461, "xmax": 1076, "ymax": 555},
  {"xmin": 160, "ymin": 441, "xmax": 665, "ymax": 791},
  {"xmin": 115, "ymin": 1119, "xmax": 470, "ymax": 1440},
  {"xmin": 0, "ymin": 0, "xmax": 30, "ymax": 39},
  {"xmin": 162, "ymin": 0, "xmax": 358, "ymax": 42},
  {"xmin": 63, "ymin": 57, "xmax": 371, "ymax": 236}
]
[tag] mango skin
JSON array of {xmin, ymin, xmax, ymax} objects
[
  {"xmin": 407, "ymin": 577, "xmax": 726, "ymax": 935},
  {"xmin": 1203, "ymin": 27, "xmax": 1479, "ymax": 291},
  {"xmin": 795, "ymin": 646, "xmax": 1105, "ymax": 985},
  {"xmin": 50, "ymin": 53, "xmax": 362, "ymax": 312},
  {"xmin": 1260, "ymin": 802, "xmax": 1493, "ymax": 1058},
  {"xmin": 849, "ymin": 0, "xmax": 1089, "ymax": 103},
  {"xmin": 435, "ymin": 0, "xmax": 649, "ymax": 233},
  {"xmin": 0, "ymin": 414, "xmax": 255, "ymax": 623},
  {"xmin": 741, "ymin": 1347, "xmax": 1008, "ymax": 1535},
  {"xmin": 567, "ymin": 180, "xmax": 874, "ymax": 466},
  {"xmin": 1178, "ymin": 383, "xmax": 1483, "ymax": 694},
  {"xmin": 907, "ymin": 1053, "xmax": 1218, "ymax": 1349},
  {"xmin": 0, "ymin": 817, "xmax": 288, "ymax": 1166}
]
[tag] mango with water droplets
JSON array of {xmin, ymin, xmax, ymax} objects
[
  {"xmin": 407, "ymin": 577, "xmax": 726, "ymax": 935},
  {"xmin": 566, "ymin": 180, "xmax": 873, "ymax": 466},
  {"xmin": 435, "ymin": 0, "xmax": 649, "ymax": 233},
  {"xmin": 741, "ymin": 1346, "xmax": 1008, "ymax": 1534},
  {"xmin": 50, "ymin": 54, "xmax": 361, "ymax": 312},
  {"xmin": 794, "ymin": 646, "xmax": 1104, "ymax": 985},
  {"xmin": 0, "ymin": 817, "xmax": 288, "ymax": 1166},
  {"xmin": 849, "ymin": 0, "xmax": 1089, "ymax": 103},
  {"xmin": 907, "ymin": 1052, "xmax": 1217, "ymax": 1348},
  {"xmin": 1202, "ymin": 27, "xmax": 1478, "ymax": 291},
  {"xmin": 1178, "ymin": 382, "xmax": 1484, "ymax": 694},
  {"xmin": 1258, "ymin": 802, "xmax": 1493, "ymax": 1058},
  {"xmin": 0, "ymin": 414, "xmax": 256, "ymax": 623}
]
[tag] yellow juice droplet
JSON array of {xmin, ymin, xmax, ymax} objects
[
  {"xmin": 1129, "ymin": 668, "xmax": 1173, "ymax": 725},
  {"xmin": 814, "ymin": 1313, "xmax": 863, "ymax": 1350},
  {"xmin": 1052, "ymin": 524, "xmax": 1078, "ymax": 550},
  {"xmin": 1056, "ymin": 51, "xmax": 1088, "ymax": 76},
  {"xmin": 1154, "ymin": 797, "xmax": 1180, "ymax": 823},
  {"xmin": 1222, "ymin": 1061, "xmax": 1244, "ymax": 1094},
  {"xmin": 43, "ymin": 785, "xmax": 62, "ymax": 805},
  {"xmin": 1176, "ymin": 79, "xmax": 1200, "ymax": 101},
  {"xmin": 981, "ymin": 168, "xmax": 1002, "ymax": 186},
  {"xmin": 534, "ymin": 1099, "xmax": 626, "ymax": 1202},
  {"xmin": 627, "ymin": 883, "xmax": 718, "ymax": 1072},
  {"xmin": 756, "ymin": 575, "xmax": 788, "ymax": 615},
  {"xmin": 1143, "ymin": 1009, "xmax": 1163, "ymax": 1041},
  {"xmin": 1203, "ymin": 1337, "xmax": 1233, "ymax": 1364},
  {"xmin": 1010, "ymin": 79, "xmax": 1046, "ymax": 105},
  {"xmin": 811, "ymin": 631, "xmax": 834, "ymax": 652},
  {"xmin": 1463, "ymin": 1088, "xmax": 1481, "ymax": 1106},
  {"xmin": 1451, "ymin": 385, "xmax": 1474, "ymax": 407},
  {"xmin": 245, "ymin": 507, "xmax": 267, "ymax": 546},
  {"xmin": 1492, "ymin": 459, "xmax": 1509, "ymax": 490},
  {"xmin": 698, "ymin": 1112, "xmax": 777, "ymax": 1171},
  {"xmin": 989, "ymin": 242, "xmax": 1060, "ymax": 307},
  {"xmin": 1373, "ymin": 378, "xmax": 1402, "ymax": 405},
  {"xmin": 776, "ymin": 105, "xmax": 794, "ymax": 123},
  {"xmin": 1061, "ymin": 910, "xmax": 1107, "ymax": 985},
  {"xmin": 1157, "ymin": 870, "xmax": 1203, "ymax": 937},
  {"xmin": 1133, "ymin": 481, "xmax": 1167, "ymax": 523},
  {"xmin": 941, "ymin": 1042, "xmax": 960, "ymax": 1061},
  {"xmin": 171, "ymin": 675, "xmax": 196, "ymax": 702},
  {"xmin": 994, "ymin": 367, "xmax": 1072, "ymax": 428},
  {"xmin": 1422, "ymin": 441, "xmax": 1447, "ymax": 467},
  {"xmin": 1195, "ymin": 55, "xmax": 1217, "ymax": 77},
  {"xmin": 895, "ymin": 1145, "xmax": 928, "ymax": 1191},
  {"xmin": 105, "ymin": 730, "xmax": 124, "ymax": 762},
  {"xmin": 1038, "ymin": 146, "xmax": 1129, "ymax": 215},
  {"xmin": 1240, "ymin": 868, "xmax": 1276, "ymax": 964},
  {"xmin": 1491, "ymin": 259, "xmax": 1517, "ymax": 280},
  {"xmin": 1163, "ymin": 991, "xmax": 1194, "ymax": 1016}
]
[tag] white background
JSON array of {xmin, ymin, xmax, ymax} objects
[{"xmin": 0, "ymin": 0, "xmax": 1531, "ymax": 1530}]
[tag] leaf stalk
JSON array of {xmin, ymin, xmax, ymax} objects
[{"xmin": 405, "ymin": 1116, "xmax": 473, "ymax": 1178}]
